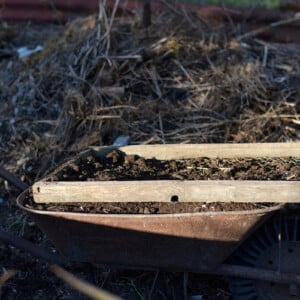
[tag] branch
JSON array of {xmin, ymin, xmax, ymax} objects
[
  {"xmin": 50, "ymin": 265, "xmax": 123, "ymax": 300},
  {"xmin": 238, "ymin": 13, "xmax": 300, "ymax": 41}
]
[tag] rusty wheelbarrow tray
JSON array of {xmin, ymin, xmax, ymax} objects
[
  {"xmin": 17, "ymin": 190, "xmax": 283, "ymax": 271},
  {"xmin": 17, "ymin": 143, "xmax": 299, "ymax": 272}
]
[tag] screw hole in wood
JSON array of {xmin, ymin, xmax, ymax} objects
[{"xmin": 170, "ymin": 195, "xmax": 179, "ymax": 202}]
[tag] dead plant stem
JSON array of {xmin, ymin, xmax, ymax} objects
[{"xmin": 238, "ymin": 13, "xmax": 300, "ymax": 41}]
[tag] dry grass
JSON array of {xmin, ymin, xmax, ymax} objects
[{"xmin": 1, "ymin": 8, "xmax": 300, "ymax": 184}]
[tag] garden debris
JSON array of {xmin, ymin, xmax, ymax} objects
[
  {"xmin": 112, "ymin": 135, "xmax": 130, "ymax": 146},
  {"xmin": 1, "ymin": 10, "xmax": 300, "ymax": 186},
  {"xmin": 0, "ymin": 269, "xmax": 17, "ymax": 292},
  {"xmin": 50, "ymin": 264, "xmax": 123, "ymax": 300},
  {"xmin": 17, "ymin": 45, "xmax": 43, "ymax": 59}
]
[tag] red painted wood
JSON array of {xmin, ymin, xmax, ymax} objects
[
  {"xmin": 0, "ymin": 0, "xmax": 140, "ymax": 21},
  {"xmin": 0, "ymin": 8, "xmax": 81, "ymax": 21},
  {"xmin": 0, "ymin": 1, "xmax": 233, "ymax": 22},
  {"xmin": 0, "ymin": 0, "xmax": 299, "ymax": 43}
]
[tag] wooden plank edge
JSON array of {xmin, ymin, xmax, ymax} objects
[
  {"xmin": 90, "ymin": 142, "xmax": 300, "ymax": 160},
  {"xmin": 32, "ymin": 180, "xmax": 300, "ymax": 204}
]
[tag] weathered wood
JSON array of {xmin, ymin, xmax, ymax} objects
[
  {"xmin": 32, "ymin": 180, "xmax": 300, "ymax": 204},
  {"xmin": 91, "ymin": 142, "xmax": 300, "ymax": 160}
]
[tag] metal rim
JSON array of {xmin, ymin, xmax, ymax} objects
[
  {"xmin": 16, "ymin": 188, "xmax": 284, "ymax": 218},
  {"xmin": 229, "ymin": 211, "xmax": 300, "ymax": 299}
]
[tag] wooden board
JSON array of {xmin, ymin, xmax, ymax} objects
[
  {"xmin": 91, "ymin": 142, "xmax": 300, "ymax": 160},
  {"xmin": 32, "ymin": 180, "xmax": 300, "ymax": 203}
]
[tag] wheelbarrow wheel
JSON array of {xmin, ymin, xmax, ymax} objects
[{"xmin": 228, "ymin": 211, "xmax": 300, "ymax": 300}]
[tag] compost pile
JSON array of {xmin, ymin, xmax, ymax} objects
[
  {"xmin": 1, "ymin": 9, "xmax": 300, "ymax": 185},
  {"xmin": 1, "ymin": 5, "xmax": 300, "ymax": 300}
]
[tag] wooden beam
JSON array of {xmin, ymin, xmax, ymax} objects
[
  {"xmin": 142, "ymin": 0, "xmax": 151, "ymax": 27},
  {"xmin": 91, "ymin": 142, "xmax": 300, "ymax": 160},
  {"xmin": 32, "ymin": 180, "xmax": 300, "ymax": 204}
]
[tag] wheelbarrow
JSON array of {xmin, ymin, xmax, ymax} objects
[{"xmin": 17, "ymin": 143, "xmax": 300, "ymax": 299}]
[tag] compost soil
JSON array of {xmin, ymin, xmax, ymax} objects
[
  {"xmin": 52, "ymin": 149, "xmax": 300, "ymax": 182},
  {"xmin": 28, "ymin": 149, "xmax": 299, "ymax": 214}
]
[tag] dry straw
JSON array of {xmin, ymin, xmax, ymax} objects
[{"xmin": 0, "ymin": 3, "xmax": 300, "ymax": 182}]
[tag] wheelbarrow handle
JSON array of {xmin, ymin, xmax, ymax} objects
[
  {"xmin": 0, "ymin": 166, "xmax": 67, "ymax": 264},
  {"xmin": 0, "ymin": 165, "xmax": 29, "ymax": 191},
  {"xmin": 0, "ymin": 227, "xmax": 67, "ymax": 264}
]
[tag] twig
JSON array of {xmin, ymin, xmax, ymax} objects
[
  {"xmin": 95, "ymin": 105, "xmax": 137, "ymax": 112},
  {"xmin": 0, "ymin": 269, "xmax": 17, "ymax": 290},
  {"xmin": 147, "ymin": 271, "xmax": 159, "ymax": 300},
  {"xmin": 173, "ymin": 59, "xmax": 196, "ymax": 85},
  {"xmin": 238, "ymin": 13, "xmax": 300, "ymax": 41},
  {"xmin": 148, "ymin": 67, "xmax": 162, "ymax": 98},
  {"xmin": 0, "ymin": 269, "xmax": 17, "ymax": 298},
  {"xmin": 50, "ymin": 265, "xmax": 123, "ymax": 300},
  {"xmin": 183, "ymin": 272, "xmax": 188, "ymax": 300},
  {"xmin": 96, "ymin": 55, "xmax": 142, "ymax": 61},
  {"xmin": 86, "ymin": 115, "xmax": 121, "ymax": 120},
  {"xmin": 158, "ymin": 112, "xmax": 166, "ymax": 144},
  {"xmin": 105, "ymin": 0, "xmax": 120, "ymax": 54},
  {"xmin": 110, "ymin": 55, "xmax": 142, "ymax": 61},
  {"xmin": 262, "ymin": 45, "xmax": 268, "ymax": 67},
  {"xmin": 181, "ymin": 5, "xmax": 197, "ymax": 29},
  {"xmin": 97, "ymin": 0, "xmax": 105, "ymax": 41}
]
